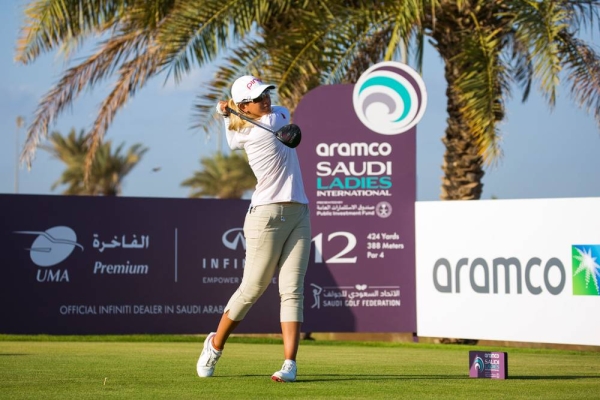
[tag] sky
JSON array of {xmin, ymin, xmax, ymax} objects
[{"xmin": 1, "ymin": 3, "xmax": 599, "ymax": 202}]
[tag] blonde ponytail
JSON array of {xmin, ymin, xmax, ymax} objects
[{"xmin": 227, "ymin": 99, "xmax": 257, "ymax": 132}]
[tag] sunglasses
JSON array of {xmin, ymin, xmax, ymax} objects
[{"xmin": 246, "ymin": 91, "xmax": 271, "ymax": 104}]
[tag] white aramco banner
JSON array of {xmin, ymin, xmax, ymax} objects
[{"xmin": 416, "ymin": 197, "xmax": 600, "ymax": 346}]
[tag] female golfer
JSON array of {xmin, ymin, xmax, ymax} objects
[{"xmin": 196, "ymin": 75, "xmax": 311, "ymax": 383}]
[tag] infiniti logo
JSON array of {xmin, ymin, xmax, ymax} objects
[
  {"xmin": 222, "ymin": 228, "xmax": 245, "ymax": 251},
  {"xmin": 203, "ymin": 227, "xmax": 246, "ymax": 270}
]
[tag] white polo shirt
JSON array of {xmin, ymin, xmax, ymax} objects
[{"xmin": 223, "ymin": 106, "xmax": 309, "ymax": 206}]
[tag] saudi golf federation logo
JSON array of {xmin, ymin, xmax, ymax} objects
[
  {"xmin": 352, "ymin": 61, "xmax": 427, "ymax": 135},
  {"xmin": 15, "ymin": 226, "xmax": 83, "ymax": 267},
  {"xmin": 572, "ymin": 245, "xmax": 600, "ymax": 295}
]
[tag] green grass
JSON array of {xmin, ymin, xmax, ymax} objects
[{"xmin": 0, "ymin": 335, "xmax": 599, "ymax": 399}]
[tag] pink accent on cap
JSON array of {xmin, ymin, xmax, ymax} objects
[{"xmin": 231, "ymin": 75, "xmax": 275, "ymax": 103}]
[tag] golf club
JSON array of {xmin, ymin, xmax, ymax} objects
[{"xmin": 225, "ymin": 106, "xmax": 302, "ymax": 148}]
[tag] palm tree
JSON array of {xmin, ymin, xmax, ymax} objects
[
  {"xmin": 197, "ymin": 0, "xmax": 600, "ymax": 200},
  {"xmin": 181, "ymin": 151, "xmax": 256, "ymax": 199},
  {"xmin": 41, "ymin": 128, "xmax": 147, "ymax": 196},
  {"xmin": 16, "ymin": 1, "xmax": 600, "ymax": 199}
]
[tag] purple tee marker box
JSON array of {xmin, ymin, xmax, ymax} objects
[{"xmin": 469, "ymin": 351, "xmax": 508, "ymax": 379}]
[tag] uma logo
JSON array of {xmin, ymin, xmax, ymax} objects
[
  {"xmin": 353, "ymin": 61, "xmax": 427, "ymax": 135},
  {"xmin": 572, "ymin": 245, "xmax": 600, "ymax": 296},
  {"xmin": 15, "ymin": 226, "xmax": 83, "ymax": 267}
]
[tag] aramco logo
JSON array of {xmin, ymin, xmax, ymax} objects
[{"xmin": 572, "ymin": 245, "xmax": 600, "ymax": 296}]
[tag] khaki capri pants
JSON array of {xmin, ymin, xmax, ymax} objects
[{"xmin": 224, "ymin": 203, "xmax": 311, "ymax": 322}]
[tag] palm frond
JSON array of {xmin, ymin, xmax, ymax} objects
[
  {"xmin": 509, "ymin": 0, "xmax": 570, "ymax": 106},
  {"xmin": 453, "ymin": 15, "xmax": 508, "ymax": 163},
  {"xmin": 191, "ymin": 37, "xmax": 271, "ymax": 133},
  {"xmin": 503, "ymin": 29, "xmax": 534, "ymax": 102},
  {"xmin": 16, "ymin": 0, "xmax": 127, "ymax": 63},
  {"xmin": 84, "ymin": 45, "xmax": 161, "ymax": 180},
  {"xmin": 181, "ymin": 151, "xmax": 255, "ymax": 199},
  {"xmin": 41, "ymin": 127, "xmax": 147, "ymax": 196},
  {"xmin": 19, "ymin": 30, "xmax": 150, "ymax": 169},
  {"xmin": 558, "ymin": 33, "xmax": 600, "ymax": 128}
]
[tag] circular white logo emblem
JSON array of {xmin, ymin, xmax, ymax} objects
[
  {"xmin": 375, "ymin": 202, "xmax": 393, "ymax": 218},
  {"xmin": 353, "ymin": 61, "xmax": 427, "ymax": 135}
]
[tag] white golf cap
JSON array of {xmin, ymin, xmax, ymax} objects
[{"xmin": 231, "ymin": 75, "xmax": 275, "ymax": 104}]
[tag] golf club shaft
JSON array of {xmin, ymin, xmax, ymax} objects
[{"xmin": 225, "ymin": 107, "xmax": 275, "ymax": 134}]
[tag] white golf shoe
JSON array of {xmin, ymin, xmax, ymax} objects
[
  {"xmin": 271, "ymin": 360, "xmax": 297, "ymax": 382},
  {"xmin": 196, "ymin": 332, "xmax": 222, "ymax": 377}
]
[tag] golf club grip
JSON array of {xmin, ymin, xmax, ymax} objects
[
  {"xmin": 223, "ymin": 106, "xmax": 301, "ymax": 148},
  {"xmin": 224, "ymin": 107, "xmax": 275, "ymax": 134}
]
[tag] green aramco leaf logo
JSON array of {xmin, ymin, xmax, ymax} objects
[{"xmin": 572, "ymin": 245, "xmax": 600, "ymax": 295}]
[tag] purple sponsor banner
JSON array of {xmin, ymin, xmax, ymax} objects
[
  {"xmin": 0, "ymin": 194, "xmax": 284, "ymax": 334},
  {"xmin": 294, "ymin": 83, "xmax": 417, "ymax": 332},
  {"xmin": 469, "ymin": 351, "xmax": 508, "ymax": 379},
  {"xmin": 2, "ymin": 63, "xmax": 421, "ymax": 335}
]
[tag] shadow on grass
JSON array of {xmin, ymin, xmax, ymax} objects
[
  {"xmin": 217, "ymin": 374, "xmax": 469, "ymax": 381},
  {"xmin": 222, "ymin": 374, "xmax": 600, "ymax": 382},
  {"xmin": 299, "ymin": 374, "xmax": 467, "ymax": 382},
  {"xmin": 508, "ymin": 375, "xmax": 600, "ymax": 380},
  {"xmin": 297, "ymin": 374, "xmax": 600, "ymax": 382}
]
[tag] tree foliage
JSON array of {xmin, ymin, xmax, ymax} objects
[
  {"xmin": 41, "ymin": 128, "xmax": 147, "ymax": 196},
  {"xmin": 17, "ymin": 0, "xmax": 600, "ymax": 199},
  {"xmin": 181, "ymin": 151, "xmax": 256, "ymax": 199}
]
